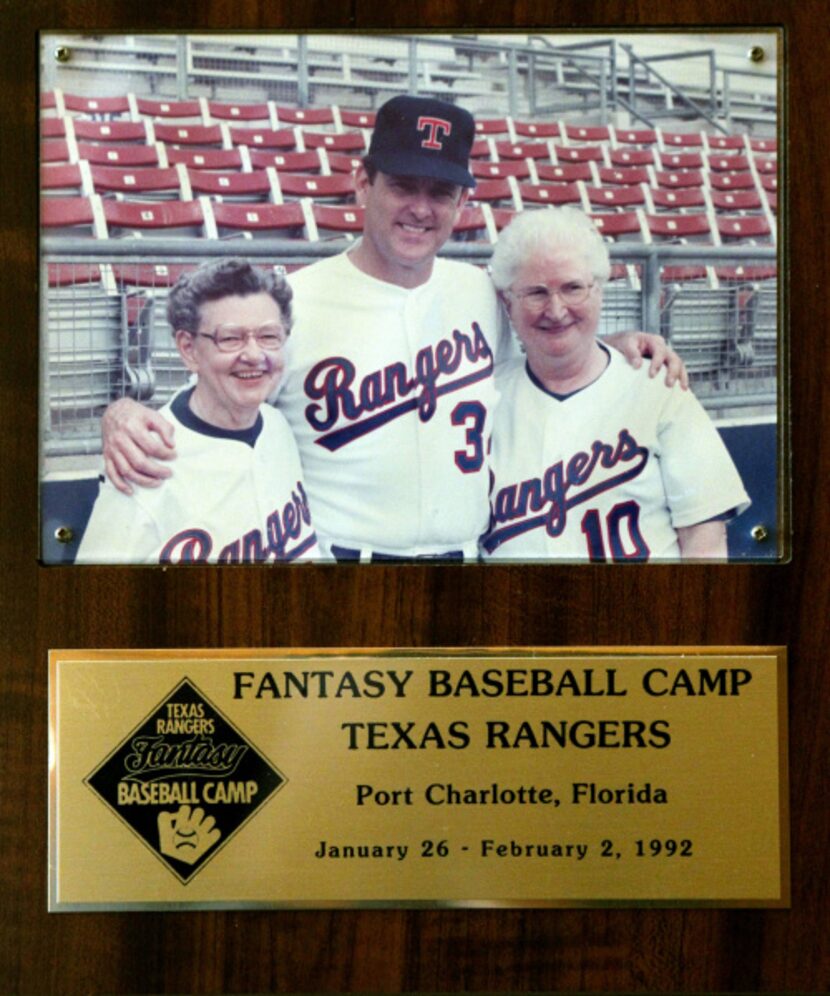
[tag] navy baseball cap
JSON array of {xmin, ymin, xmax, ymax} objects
[{"xmin": 366, "ymin": 95, "xmax": 476, "ymax": 188}]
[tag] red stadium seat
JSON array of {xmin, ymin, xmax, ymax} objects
[
  {"xmin": 310, "ymin": 203, "xmax": 366, "ymax": 239},
  {"xmin": 563, "ymin": 123, "xmax": 612, "ymax": 143},
  {"xmin": 41, "ymin": 139, "xmax": 70, "ymax": 164},
  {"xmin": 77, "ymin": 142, "xmax": 163, "ymax": 167},
  {"xmin": 89, "ymin": 164, "xmax": 188, "ymax": 200},
  {"xmin": 468, "ymin": 177, "xmax": 515, "ymax": 206},
  {"xmin": 648, "ymin": 187, "xmax": 707, "ymax": 211},
  {"xmin": 274, "ymin": 172, "xmax": 354, "ymax": 201},
  {"xmin": 451, "ymin": 204, "xmax": 498, "ymax": 242},
  {"xmin": 709, "ymin": 189, "xmax": 764, "ymax": 212},
  {"xmin": 470, "ymin": 160, "xmax": 532, "ymax": 180},
  {"xmin": 63, "ymin": 93, "xmax": 132, "ymax": 116},
  {"xmin": 475, "ymin": 117, "xmax": 513, "ymax": 137},
  {"xmin": 102, "ymin": 198, "xmax": 212, "ymax": 238},
  {"xmin": 658, "ymin": 151, "xmax": 704, "ymax": 170},
  {"xmin": 325, "ymin": 152, "xmax": 364, "ymax": 174},
  {"xmin": 187, "ymin": 168, "xmax": 278, "ymax": 201},
  {"xmin": 584, "ymin": 185, "xmax": 646, "ymax": 209},
  {"xmin": 211, "ymin": 200, "xmax": 310, "ymax": 239},
  {"xmin": 166, "ymin": 147, "xmax": 245, "ymax": 171},
  {"xmin": 754, "ymin": 157, "xmax": 777, "ymax": 175},
  {"xmin": 590, "ymin": 212, "xmax": 647, "ymax": 240},
  {"xmin": 276, "ymin": 105, "xmax": 336, "ymax": 127},
  {"xmin": 706, "ymin": 134, "xmax": 746, "ymax": 152},
  {"xmin": 645, "ymin": 212, "xmax": 716, "ymax": 243},
  {"xmin": 513, "ymin": 120, "xmax": 562, "ymax": 140},
  {"xmin": 661, "ymin": 130, "xmax": 704, "ymax": 148},
  {"xmin": 609, "ymin": 148, "xmax": 656, "ymax": 167},
  {"xmin": 553, "ymin": 144, "xmax": 606, "ymax": 164},
  {"xmin": 41, "ymin": 118, "xmax": 66, "ymax": 139},
  {"xmin": 41, "ymin": 195, "xmax": 108, "ymax": 238},
  {"xmin": 469, "ymin": 138, "xmax": 493, "ymax": 159},
  {"xmin": 708, "ymin": 171, "xmax": 758, "ymax": 191},
  {"xmin": 614, "ymin": 127, "xmax": 659, "ymax": 145},
  {"xmin": 229, "ymin": 127, "xmax": 296, "ymax": 150},
  {"xmin": 302, "ymin": 130, "xmax": 366, "ymax": 152},
  {"xmin": 495, "ymin": 141, "xmax": 550, "ymax": 161},
  {"xmin": 716, "ymin": 214, "xmax": 774, "ymax": 243},
  {"xmin": 72, "ymin": 120, "xmax": 151, "ymax": 144},
  {"xmin": 759, "ymin": 174, "xmax": 778, "ymax": 192},
  {"xmin": 41, "ymin": 162, "xmax": 91, "ymax": 196},
  {"xmin": 595, "ymin": 165, "xmax": 651, "ymax": 186},
  {"xmin": 708, "ymin": 154, "xmax": 750, "ymax": 172},
  {"xmin": 339, "ymin": 108, "xmax": 376, "ymax": 129},
  {"xmin": 153, "ymin": 123, "xmax": 228, "ymax": 148},
  {"xmin": 134, "ymin": 97, "xmax": 204, "ymax": 121},
  {"xmin": 749, "ymin": 136, "xmax": 777, "ymax": 153},
  {"xmin": 249, "ymin": 149, "xmax": 327, "ymax": 173},
  {"xmin": 516, "ymin": 182, "xmax": 583, "ymax": 208},
  {"xmin": 208, "ymin": 100, "xmax": 273, "ymax": 125},
  {"xmin": 653, "ymin": 169, "xmax": 705, "ymax": 190},
  {"xmin": 536, "ymin": 162, "xmax": 593, "ymax": 183}
]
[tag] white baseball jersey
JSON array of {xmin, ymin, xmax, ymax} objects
[
  {"xmin": 279, "ymin": 250, "xmax": 513, "ymax": 557},
  {"xmin": 481, "ymin": 347, "xmax": 750, "ymax": 561},
  {"xmin": 77, "ymin": 388, "xmax": 319, "ymax": 564}
]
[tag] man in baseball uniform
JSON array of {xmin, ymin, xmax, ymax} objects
[
  {"xmin": 100, "ymin": 96, "xmax": 684, "ymax": 561},
  {"xmin": 78, "ymin": 259, "xmax": 319, "ymax": 564}
]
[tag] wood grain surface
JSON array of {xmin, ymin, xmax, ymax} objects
[{"xmin": 2, "ymin": 1, "xmax": 827, "ymax": 992}]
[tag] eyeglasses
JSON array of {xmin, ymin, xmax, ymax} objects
[
  {"xmin": 194, "ymin": 321, "xmax": 288, "ymax": 353},
  {"xmin": 507, "ymin": 280, "xmax": 595, "ymax": 312}
]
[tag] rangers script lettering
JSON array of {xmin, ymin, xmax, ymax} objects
[
  {"xmin": 303, "ymin": 322, "xmax": 494, "ymax": 452},
  {"xmin": 485, "ymin": 429, "xmax": 649, "ymax": 552}
]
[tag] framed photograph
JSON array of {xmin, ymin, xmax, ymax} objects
[{"xmin": 38, "ymin": 29, "xmax": 784, "ymax": 565}]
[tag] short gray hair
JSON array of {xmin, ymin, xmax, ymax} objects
[
  {"xmin": 489, "ymin": 206, "xmax": 611, "ymax": 291},
  {"xmin": 167, "ymin": 258, "xmax": 293, "ymax": 335}
]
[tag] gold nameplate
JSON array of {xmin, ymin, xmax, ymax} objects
[{"xmin": 49, "ymin": 648, "xmax": 788, "ymax": 910}]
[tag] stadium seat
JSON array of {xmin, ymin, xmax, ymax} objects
[
  {"xmin": 658, "ymin": 151, "xmax": 704, "ymax": 170},
  {"xmin": 89, "ymin": 164, "xmax": 190, "ymax": 200},
  {"xmin": 495, "ymin": 140, "xmax": 550, "ymax": 161},
  {"xmin": 754, "ymin": 157, "xmax": 777, "ymax": 175},
  {"xmin": 647, "ymin": 187, "xmax": 708, "ymax": 212},
  {"xmin": 584, "ymin": 185, "xmax": 647, "ymax": 210},
  {"xmin": 41, "ymin": 162, "xmax": 92, "ymax": 196},
  {"xmin": 563, "ymin": 123, "xmax": 613, "ymax": 144},
  {"xmin": 249, "ymin": 148, "xmax": 328, "ymax": 172},
  {"xmin": 516, "ymin": 182, "xmax": 584, "ymax": 208},
  {"xmin": 211, "ymin": 200, "xmax": 311, "ymax": 239},
  {"xmin": 63, "ymin": 93, "xmax": 132, "ymax": 117},
  {"xmin": 708, "ymin": 171, "xmax": 758, "ymax": 191},
  {"xmin": 229, "ymin": 126, "xmax": 296, "ymax": 150},
  {"xmin": 187, "ymin": 168, "xmax": 279, "ymax": 201},
  {"xmin": 77, "ymin": 142, "xmax": 165, "ymax": 167},
  {"xmin": 749, "ymin": 136, "xmax": 777, "ymax": 153},
  {"xmin": 451, "ymin": 204, "xmax": 498, "ymax": 243},
  {"xmin": 207, "ymin": 100, "xmax": 274, "ymax": 126},
  {"xmin": 468, "ymin": 177, "xmax": 516, "ymax": 206},
  {"xmin": 325, "ymin": 152, "xmax": 363, "ymax": 174},
  {"xmin": 165, "ymin": 147, "xmax": 246, "ymax": 171},
  {"xmin": 134, "ymin": 97, "xmax": 204, "ymax": 122},
  {"xmin": 102, "ymin": 197, "xmax": 214, "ymax": 238},
  {"xmin": 470, "ymin": 160, "xmax": 532, "ymax": 180},
  {"xmin": 41, "ymin": 139, "xmax": 70, "ymax": 164},
  {"xmin": 276, "ymin": 105, "xmax": 337, "ymax": 127},
  {"xmin": 645, "ymin": 211, "xmax": 718, "ymax": 244},
  {"xmin": 590, "ymin": 211, "xmax": 647, "ymax": 241},
  {"xmin": 596, "ymin": 165, "xmax": 652, "ymax": 186},
  {"xmin": 475, "ymin": 117, "xmax": 514, "ymax": 137},
  {"xmin": 302, "ymin": 130, "xmax": 366, "ymax": 153},
  {"xmin": 609, "ymin": 148, "xmax": 656, "ymax": 167},
  {"xmin": 614, "ymin": 127, "xmax": 659, "ymax": 146},
  {"xmin": 552, "ymin": 144, "xmax": 606, "ymax": 164},
  {"xmin": 41, "ymin": 195, "xmax": 108, "ymax": 238},
  {"xmin": 153, "ymin": 123, "xmax": 228, "ymax": 148},
  {"xmin": 709, "ymin": 189, "xmax": 764, "ymax": 213},
  {"xmin": 512, "ymin": 120, "xmax": 562, "ymax": 140},
  {"xmin": 310, "ymin": 203, "xmax": 366, "ymax": 240},
  {"xmin": 72, "ymin": 120, "xmax": 152, "ymax": 144},
  {"xmin": 469, "ymin": 138, "xmax": 493, "ymax": 159},
  {"xmin": 706, "ymin": 134, "xmax": 746, "ymax": 152},
  {"xmin": 716, "ymin": 214, "xmax": 774, "ymax": 244},
  {"xmin": 653, "ymin": 169, "xmax": 705, "ymax": 190},
  {"xmin": 708, "ymin": 154, "xmax": 750, "ymax": 172},
  {"xmin": 536, "ymin": 162, "xmax": 594, "ymax": 183},
  {"xmin": 661, "ymin": 130, "xmax": 704, "ymax": 148},
  {"xmin": 41, "ymin": 118, "xmax": 66, "ymax": 139},
  {"xmin": 339, "ymin": 108, "xmax": 376, "ymax": 129},
  {"xmin": 274, "ymin": 172, "xmax": 354, "ymax": 201}
]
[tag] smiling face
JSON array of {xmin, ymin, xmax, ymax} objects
[
  {"xmin": 504, "ymin": 249, "xmax": 603, "ymax": 375},
  {"xmin": 352, "ymin": 166, "xmax": 468, "ymax": 288},
  {"xmin": 176, "ymin": 292, "xmax": 286, "ymax": 430}
]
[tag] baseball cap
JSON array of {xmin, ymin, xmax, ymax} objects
[{"xmin": 366, "ymin": 95, "xmax": 476, "ymax": 188}]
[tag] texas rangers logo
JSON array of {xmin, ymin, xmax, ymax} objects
[
  {"xmin": 303, "ymin": 322, "xmax": 493, "ymax": 451},
  {"xmin": 417, "ymin": 115, "xmax": 452, "ymax": 149},
  {"xmin": 483, "ymin": 429, "xmax": 650, "ymax": 553}
]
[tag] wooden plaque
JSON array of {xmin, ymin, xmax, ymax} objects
[{"xmin": 4, "ymin": 1, "xmax": 829, "ymax": 993}]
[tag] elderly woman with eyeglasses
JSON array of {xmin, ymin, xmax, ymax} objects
[
  {"xmin": 481, "ymin": 207, "xmax": 749, "ymax": 561},
  {"xmin": 77, "ymin": 259, "xmax": 319, "ymax": 563}
]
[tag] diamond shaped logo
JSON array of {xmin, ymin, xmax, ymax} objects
[{"xmin": 86, "ymin": 678, "xmax": 286, "ymax": 883}]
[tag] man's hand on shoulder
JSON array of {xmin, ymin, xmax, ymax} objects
[
  {"xmin": 604, "ymin": 331, "xmax": 689, "ymax": 390},
  {"xmin": 102, "ymin": 398, "xmax": 177, "ymax": 495}
]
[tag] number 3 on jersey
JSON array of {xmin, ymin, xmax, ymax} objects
[{"xmin": 451, "ymin": 401, "xmax": 487, "ymax": 473}]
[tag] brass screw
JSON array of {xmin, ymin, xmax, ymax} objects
[
  {"xmin": 54, "ymin": 526, "xmax": 75, "ymax": 544},
  {"xmin": 751, "ymin": 524, "xmax": 769, "ymax": 543},
  {"xmin": 748, "ymin": 46, "xmax": 765, "ymax": 64},
  {"xmin": 54, "ymin": 45, "xmax": 71, "ymax": 63}
]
